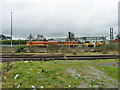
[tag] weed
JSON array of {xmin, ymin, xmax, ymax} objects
[
  {"xmin": 89, "ymin": 80, "xmax": 99, "ymax": 86},
  {"xmin": 15, "ymin": 45, "xmax": 26, "ymax": 53}
]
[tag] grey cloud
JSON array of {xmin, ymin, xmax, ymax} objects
[{"xmin": 2, "ymin": 0, "xmax": 119, "ymax": 39}]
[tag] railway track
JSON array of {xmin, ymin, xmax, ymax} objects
[{"xmin": 1, "ymin": 54, "xmax": 120, "ymax": 62}]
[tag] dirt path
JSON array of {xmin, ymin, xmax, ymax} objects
[{"xmin": 67, "ymin": 65, "xmax": 118, "ymax": 88}]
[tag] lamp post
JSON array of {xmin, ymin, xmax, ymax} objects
[{"xmin": 11, "ymin": 12, "xmax": 12, "ymax": 47}]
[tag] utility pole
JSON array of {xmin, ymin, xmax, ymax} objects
[
  {"xmin": 110, "ymin": 28, "xmax": 113, "ymax": 43},
  {"xmin": 11, "ymin": 12, "xmax": 12, "ymax": 47}
]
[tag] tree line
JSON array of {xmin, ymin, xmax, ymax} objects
[{"xmin": 1, "ymin": 40, "xmax": 27, "ymax": 45}]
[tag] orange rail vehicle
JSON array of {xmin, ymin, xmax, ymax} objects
[{"xmin": 26, "ymin": 41, "xmax": 78, "ymax": 47}]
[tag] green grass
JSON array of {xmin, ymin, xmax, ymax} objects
[
  {"xmin": 2, "ymin": 59, "xmax": 118, "ymax": 88},
  {"xmin": 94, "ymin": 66, "xmax": 118, "ymax": 79},
  {"xmin": 15, "ymin": 53, "xmax": 63, "ymax": 55},
  {"xmin": 2, "ymin": 49, "xmax": 118, "ymax": 55},
  {"xmin": 85, "ymin": 59, "xmax": 119, "ymax": 79},
  {"xmin": 66, "ymin": 52, "xmax": 102, "ymax": 55},
  {"xmin": 15, "ymin": 52, "xmax": 102, "ymax": 55},
  {"xmin": 10, "ymin": 51, "xmax": 118, "ymax": 55}
]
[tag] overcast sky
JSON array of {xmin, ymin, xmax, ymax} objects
[{"xmin": 2, "ymin": 0, "xmax": 119, "ymax": 39}]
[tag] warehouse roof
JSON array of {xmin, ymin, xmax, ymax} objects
[{"xmin": 0, "ymin": 34, "xmax": 11, "ymax": 40}]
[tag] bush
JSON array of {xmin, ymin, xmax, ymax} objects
[
  {"xmin": 84, "ymin": 41, "xmax": 90, "ymax": 43},
  {"xmin": 59, "ymin": 46, "xmax": 71, "ymax": 54},
  {"xmin": 1, "ymin": 40, "xmax": 27, "ymax": 45},
  {"xmin": 94, "ymin": 47, "xmax": 101, "ymax": 52},
  {"xmin": 106, "ymin": 43, "xmax": 118, "ymax": 51},
  {"xmin": 47, "ymin": 43, "xmax": 58, "ymax": 53},
  {"xmin": 84, "ymin": 46, "xmax": 91, "ymax": 52},
  {"xmin": 100, "ymin": 45, "xmax": 108, "ymax": 54},
  {"xmin": 28, "ymin": 46, "xmax": 35, "ymax": 53},
  {"xmin": 93, "ymin": 43, "xmax": 118, "ymax": 54},
  {"xmin": 15, "ymin": 45, "xmax": 26, "ymax": 53},
  {"xmin": 97, "ymin": 43, "xmax": 118, "ymax": 54},
  {"xmin": 73, "ymin": 47, "xmax": 83, "ymax": 55}
]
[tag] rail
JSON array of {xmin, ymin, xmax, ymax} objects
[{"xmin": 1, "ymin": 54, "xmax": 120, "ymax": 62}]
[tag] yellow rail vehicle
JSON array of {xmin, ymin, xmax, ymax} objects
[
  {"xmin": 96, "ymin": 42, "xmax": 104, "ymax": 47},
  {"xmin": 83, "ymin": 43, "xmax": 94, "ymax": 47}
]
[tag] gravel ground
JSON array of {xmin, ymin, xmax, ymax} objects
[
  {"xmin": 90, "ymin": 62, "xmax": 118, "ymax": 67},
  {"xmin": 67, "ymin": 65, "xmax": 118, "ymax": 88}
]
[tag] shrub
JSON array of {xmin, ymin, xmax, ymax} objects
[
  {"xmin": 47, "ymin": 43, "xmax": 58, "ymax": 53},
  {"xmin": 100, "ymin": 45, "xmax": 108, "ymax": 54},
  {"xmin": 73, "ymin": 47, "xmax": 83, "ymax": 55},
  {"xmin": 84, "ymin": 41, "xmax": 90, "ymax": 43},
  {"xmin": 59, "ymin": 46, "xmax": 71, "ymax": 54},
  {"xmin": 1, "ymin": 40, "xmax": 27, "ymax": 45},
  {"xmin": 84, "ymin": 46, "xmax": 91, "ymax": 52},
  {"xmin": 99, "ymin": 43, "xmax": 118, "ymax": 54},
  {"xmin": 106, "ymin": 43, "xmax": 118, "ymax": 51},
  {"xmin": 15, "ymin": 45, "xmax": 26, "ymax": 53},
  {"xmin": 28, "ymin": 46, "xmax": 35, "ymax": 53},
  {"xmin": 94, "ymin": 47, "xmax": 101, "ymax": 52}
]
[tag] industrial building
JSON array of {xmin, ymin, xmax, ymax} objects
[{"xmin": 0, "ymin": 34, "xmax": 11, "ymax": 40}]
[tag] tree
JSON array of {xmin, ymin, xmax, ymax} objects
[
  {"xmin": 36, "ymin": 34, "xmax": 43, "ymax": 41},
  {"xmin": 35, "ymin": 34, "xmax": 46, "ymax": 41},
  {"xmin": 27, "ymin": 34, "xmax": 34, "ymax": 41}
]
